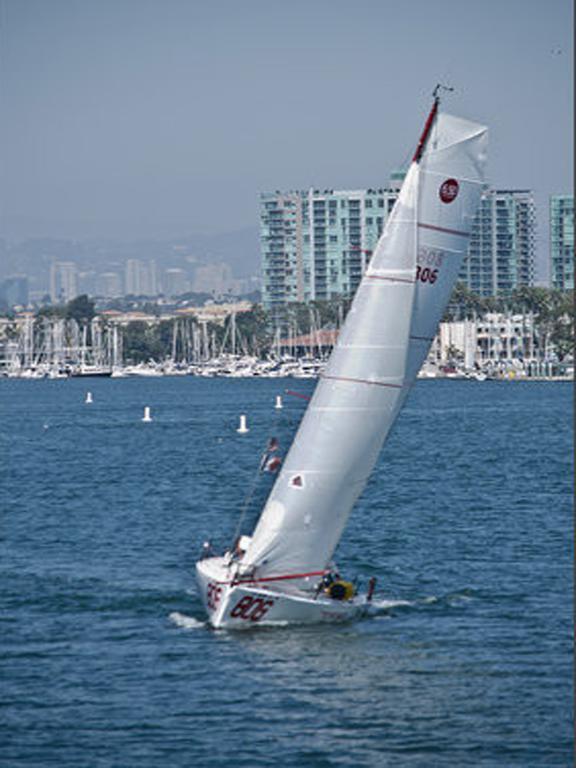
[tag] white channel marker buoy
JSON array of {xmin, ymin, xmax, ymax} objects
[
  {"xmin": 275, "ymin": 395, "xmax": 283, "ymax": 410},
  {"xmin": 85, "ymin": 391, "xmax": 93, "ymax": 404},
  {"xmin": 142, "ymin": 406, "xmax": 152, "ymax": 422},
  {"xmin": 237, "ymin": 414, "xmax": 249, "ymax": 433}
]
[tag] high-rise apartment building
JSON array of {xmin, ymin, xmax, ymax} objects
[
  {"xmin": 97, "ymin": 272, "xmax": 123, "ymax": 298},
  {"xmin": 550, "ymin": 195, "xmax": 574, "ymax": 290},
  {"xmin": 163, "ymin": 268, "xmax": 189, "ymax": 297},
  {"xmin": 261, "ymin": 184, "xmax": 537, "ymax": 322},
  {"xmin": 193, "ymin": 263, "xmax": 234, "ymax": 295},
  {"xmin": 125, "ymin": 259, "xmax": 158, "ymax": 296},
  {"xmin": 459, "ymin": 189, "xmax": 536, "ymax": 296},
  {"xmin": 50, "ymin": 261, "xmax": 78, "ymax": 303},
  {"xmin": 261, "ymin": 186, "xmax": 397, "ymax": 322}
]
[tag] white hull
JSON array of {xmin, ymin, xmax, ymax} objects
[{"xmin": 196, "ymin": 556, "xmax": 368, "ymax": 629}]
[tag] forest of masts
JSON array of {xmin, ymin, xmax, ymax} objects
[{"xmin": 0, "ymin": 286, "xmax": 573, "ymax": 377}]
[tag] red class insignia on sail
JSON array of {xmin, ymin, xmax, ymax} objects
[{"xmin": 439, "ymin": 178, "xmax": 459, "ymax": 203}]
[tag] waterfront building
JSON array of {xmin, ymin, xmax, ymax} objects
[
  {"xmin": 460, "ymin": 189, "xmax": 536, "ymax": 296},
  {"xmin": 50, "ymin": 261, "xmax": 78, "ymax": 303},
  {"xmin": 550, "ymin": 195, "xmax": 574, "ymax": 290},
  {"xmin": 261, "ymin": 185, "xmax": 537, "ymax": 325},
  {"xmin": 430, "ymin": 314, "xmax": 538, "ymax": 369}
]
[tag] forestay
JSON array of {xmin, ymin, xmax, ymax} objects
[{"xmin": 241, "ymin": 110, "xmax": 488, "ymax": 580}]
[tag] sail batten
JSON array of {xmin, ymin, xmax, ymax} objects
[{"xmin": 242, "ymin": 110, "xmax": 487, "ymax": 579}]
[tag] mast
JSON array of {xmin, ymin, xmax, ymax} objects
[{"xmin": 412, "ymin": 84, "xmax": 453, "ymax": 164}]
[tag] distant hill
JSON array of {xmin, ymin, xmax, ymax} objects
[
  {"xmin": 0, "ymin": 228, "xmax": 262, "ymax": 291},
  {"xmin": 173, "ymin": 227, "xmax": 260, "ymax": 278}
]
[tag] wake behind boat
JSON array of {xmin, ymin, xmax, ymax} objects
[{"xmin": 196, "ymin": 86, "xmax": 488, "ymax": 629}]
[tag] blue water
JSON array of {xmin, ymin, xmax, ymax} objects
[{"xmin": 0, "ymin": 377, "xmax": 572, "ymax": 767}]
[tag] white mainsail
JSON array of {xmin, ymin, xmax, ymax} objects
[{"xmin": 242, "ymin": 107, "xmax": 488, "ymax": 580}]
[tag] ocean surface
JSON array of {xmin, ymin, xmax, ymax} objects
[{"xmin": 0, "ymin": 377, "xmax": 572, "ymax": 767}]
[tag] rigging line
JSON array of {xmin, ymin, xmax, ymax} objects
[
  {"xmin": 230, "ymin": 462, "xmax": 263, "ymax": 549},
  {"xmin": 230, "ymin": 393, "xmax": 285, "ymax": 547},
  {"xmin": 285, "ymin": 388, "xmax": 311, "ymax": 401}
]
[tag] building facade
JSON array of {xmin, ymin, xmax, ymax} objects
[
  {"xmin": 163, "ymin": 268, "xmax": 189, "ymax": 298},
  {"xmin": 97, "ymin": 272, "xmax": 123, "ymax": 299},
  {"xmin": 261, "ymin": 184, "xmax": 537, "ymax": 323},
  {"xmin": 50, "ymin": 261, "xmax": 78, "ymax": 303},
  {"xmin": 125, "ymin": 259, "xmax": 159, "ymax": 297},
  {"xmin": 550, "ymin": 195, "xmax": 574, "ymax": 290},
  {"xmin": 261, "ymin": 186, "xmax": 398, "ymax": 324},
  {"xmin": 460, "ymin": 189, "xmax": 536, "ymax": 296}
]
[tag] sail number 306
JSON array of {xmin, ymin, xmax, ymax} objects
[
  {"xmin": 417, "ymin": 247, "xmax": 444, "ymax": 284},
  {"xmin": 415, "ymin": 265, "xmax": 438, "ymax": 284}
]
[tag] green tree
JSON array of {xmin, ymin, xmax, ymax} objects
[
  {"xmin": 444, "ymin": 282, "xmax": 488, "ymax": 320},
  {"xmin": 548, "ymin": 290, "xmax": 574, "ymax": 361},
  {"xmin": 65, "ymin": 295, "xmax": 96, "ymax": 324},
  {"xmin": 36, "ymin": 304, "xmax": 66, "ymax": 320},
  {"xmin": 235, "ymin": 304, "xmax": 271, "ymax": 355},
  {"xmin": 122, "ymin": 321, "xmax": 167, "ymax": 363}
]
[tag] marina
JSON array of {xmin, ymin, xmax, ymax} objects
[{"xmin": 0, "ymin": 313, "xmax": 571, "ymax": 381}]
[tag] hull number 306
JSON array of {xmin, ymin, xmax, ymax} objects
[{"xmin": 230, "ymin": 595, "xmax": 276, "ymax": 622}]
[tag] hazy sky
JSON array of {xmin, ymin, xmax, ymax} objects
[{"xmin": 0, "ymin": 0, "xmax": 572, "ymax": 267}]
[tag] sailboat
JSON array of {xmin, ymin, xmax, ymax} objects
[{"xmin": 196, "ymin": 87, "xmax": 488, "ymax": 628}]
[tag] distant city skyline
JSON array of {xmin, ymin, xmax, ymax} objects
[{"xmin": 0, "ymin": 0, "xmax": 572, "ymax": 284}]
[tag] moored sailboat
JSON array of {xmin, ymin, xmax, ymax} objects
[{"xmin": 196, "ymin": 87, "xmax": 488, "ymax": 628}]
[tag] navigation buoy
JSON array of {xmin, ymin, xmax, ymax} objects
[
  {"xmin": 85, "ymin": 391, "xmax": 93, "ymax": 404},
  {"xmin": 142, "ymin": 406, "xmax": 152, "ymax": 422},
  {"xmin": 275, "ymin": 395, "xmax": 283, "ymax": 409},
  {"xmin": 237, "ymin": 414, "xmax": 249, "ymax": 433}
]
